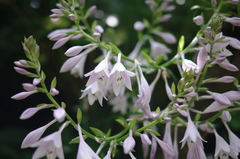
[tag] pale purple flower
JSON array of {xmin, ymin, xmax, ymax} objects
[
  {"xmin": 163, "ymin": 122, "xmax": 174, "ymax": 159},
  {"xmin": 80, "ymin": 81, "xmax": 106, "ymax": 106},
  {"xmin": 68, "ymin": 14, "xmax": 76, "ymax": 21},
  {"xmin": 70, "ymin": 54, "xmax": 88, "ymax": 78},
  {"xmin": 94, "ymin": 25, "xmax": 104, "ymax": 33},
  {"xmin": 149, "ymin": 39, "xmax": 171, "ymax": 60},
  {"xmin": 135, "ymin": 60, "xmax": 153, "ymax": 118},
  {"xmin": 224, "ymin": 36, "xmax": 240, "ymax": 50},
  {"xmin": 213, "ymin": 129, "xmax": 231, "ymax": 159},
  {"xmin": 109, "ymin": 93, "xmax": 128, "ymax": 114},
  {"xmin": 181, "ymin": 52, "xmax": 199, "ymax": 73},
  {"xmin": 123, "ymin": 130, "xmax": 136, "ymax": 154},
  {"xmin": 52, "ymin": 35, "xmax": 73, "ymax": 50},
  {"xmin": 77, "ymin": 124, "xmax": 100, "ymax": 159},
  {"xmin": 103, "ymin": 147, "xmax": 112, "ymax": 159},
  {"xmin": 160, "ymin": 14, "xmax": 172, "ymax": 22},
  {"xmin": 222, "ymin": 110, "xmax": 232, "ymax": 122},
  {"xmin": 93, "ymin": 32, "xmax": 101, "ymax": 40},
  {"xmin": 225, "ymin": 17, "xmax": 240, "ymax": 26},
  {"xmin": 30, "ymin": 121, "xmax": 68, "ymax": 159},
  {"xmin": 85, "ymin": 51, "xmax": 111, "ymax": 92},
  {"xmin": 60, "ymin": 46, "xmax": 98, "ymax": 73},
  {"xmin": 193, "ymin": 15, "xmax": 203, "ymax": 26},
  {"xmin": 186, "ymin": 142, "xmax": 207, "ymax": 159},
  {"xmin": 14, "ymin": 59, "xmax": 29, "ymax": 67},
  {"xmin": 228, "ymin": 0, "xmax": 239, "ymax": 4},
  {"xmin": 110, "ymin": 53, "xmax": 135, "ymax": 96},
  {"xmin": 20, "ymin": 104, "xmax": 49, "ymax": 120},
  {"xmin": 50, "ymin": 88, "xmax": 59, "ymax": 96},
  {"xmin": 203, "ymin": 91, "xmax": 240, "ymax": 113},
  {"xmin": 21, "ymin": 119, "xmax": 56, "ymax": 148},
  {"xmin": 53, "ymin": 108, "xmax": 66, "ymax": 123},
  {"xmin": 197, "ymin": 46, "xmax": 208, "ymax": 73},
  {"xmin": 33, "ymin": 78, "xmax": 42, "ymax": 85},
  {"xmin": 89, "ymin": 5, "xmax": 97, "ymax": 16},
  {"xmin": 206, "ymin": 76, "xmax": 235, "ymax": 83},
  {"xmin": 150, "ymin": 135, "xmax": 157, "ymax": 159},
  {"xmin": 11, "ymin": 90, "xmax": 38, "ymax": 100},
  {"xmin": 180, "ymin": 110, "xmax": 205, "ymax": 149},
  {"xmin": 22, "ymin": 83, "xmax": 37, "ymax": 91},
  {"xmin": 47, "ymin": 28, "xmax": 78, "ymax": 41},
  {"xmin": 125, "ymin": 41, "xmax": 143, "ymax": 66},
  {"xmin": 14, "ymin": 67, "xmax": 32, "ymax": 75},
  {"xmin": 134, "ymin": 21, "xmax": 146, "ymax": 31},
  {"xmin": 152, "ymin": 30, "xmax": 176, "ymax": 44},
  {"xmin": 198, "ymin": 123, "xmax": 214, "ymax": 133},
  {"xmin": 207, "ymin": 91, "xmax": 231, "ymax": 105},
  {"xmin": 223, "ymin": 121, "xmax": 240, "ymax": 159},
  {"xmin": 140, "ymin": 133, "xmax": 152, "ymax": 145},
  {"xmin": 151, "ymin": 133, "xmax": 174, "ymax": 157}
]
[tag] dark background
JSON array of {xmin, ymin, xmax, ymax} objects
[{"xmin": 1, "ymin": 0, "xmax": 240, "ymax": 159}]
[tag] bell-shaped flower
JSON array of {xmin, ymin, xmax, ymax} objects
[
  {"xmin": 181, "ymin": 52, "xmax": 199, "ymax": 73},
  {"xmin": 206, "ymin": 76, "xmax": 235, "ymax": 83},
  {"xmin": 223, "ymin": 121, "xmax": 240, "ymax": 159},
  {"xmin": 152, "ymin": 30, "xmax": 176, "ymax": 44},
  {"xmin": 193, "ymin": 15, "xmax": 203, "ymax": 26},
  {"xmin": 197, "ymin": 46, "xmax": 208, "ymax": 73},
  {"xmin": 163, "ymin": 122, "xmax": 175, "ymax": 159},
  {"xmin": 213, "ymin": 129, "xmax": 231, "ymax": 159},
  {"xmin": 20, "ymin": 104, "xmax": 49, "ymax": 120},
  {"xmin": 70, "ymin": 54, "xmax": 88, "ymax": 78},
  {"xmin": 77, "ymin": 124, "xmax": 100, "ymax": 159},
  {"xmin": 103, "ymin": 147, "xmax": 112, "ymax": 159},
  {"xmin": 110, "ymin": 53, "xmax": 135, "ymax": 96},
  {"xmin": 224, "ymin": 36, "xmax": 240, "ymax": 50},
  {"xmin": 85, "ymin": 51, "xmax": 111, "ymax": 92},
  {"xmin": 225, "ymin": 17, "xmax": 240, "ymax": 26},
  {"xmin": 125, "ymin": 41, "xmax": 143, "ymax": 66},
  {"xmin": 151, "ymin": 133, "xmax": 174, "ymax": 157},
  {"xmin": 60, "ymin": 46, "xmax": 98, "ymax": 73},
  {"xmin": 186, "ymin": 142, "xmax": 207, "ymax": 159},
  {"xmin": 180, "ymin": 110, "xmax": 205, "ymax": 149},
  {"xmin": 53, "ymin": 108, "xmax": 66, "ymax": 123},
  {"xmin": 149, "ymin": 39, "xmax": 171, "ymax": 60},
  {"xmin": 123, "ymin": 130, "xmax": 136, "ymax": 154},
  {"xmin": 21, "ymin": 119, "xmax": 56, "ymax": 149},
  {"xmin": 207, "ymin": 91, "xmax": 231, "ymax": 105},
  {"xmin": 80, "ymin": 81, "xmax": 106, "ymax": 106},
  {"xmin": 150, "ymin": 135, "xmax": 157, "ymax": 159},
  {"xmin": 30, "ymin": 121, "xmax": 68, "ymax": 159}
]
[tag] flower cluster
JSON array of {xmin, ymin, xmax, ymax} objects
[{"xmin": 11, "ymin": 0, "xmax": 240, "ymax": 159}]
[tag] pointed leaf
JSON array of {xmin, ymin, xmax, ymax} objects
[
  {"xmin": 50, "ymin": 77, "xmax": 57, "ymax": 89},
  {"xmin": 90, "ymin": 127, "xmax": 106, "ymax": 137}
]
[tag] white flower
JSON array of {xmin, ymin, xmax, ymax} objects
[
  {"xmin": 30, "ymin": 121, "xmax": 68, "ymax": 159},
  {"xmin": 77, "ymin": 125, "xmax": 100, "ymax": 159},
  {"xmin": 110, "ymin": 53, "xmax": 135, "ymax": 96},
  {"xmin": 53, "ymin": 108, "xmax": 66, "ymax": 123}
]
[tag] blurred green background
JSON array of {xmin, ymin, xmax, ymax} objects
[{"xmin": 1, "ymin": 0, "xmax": 240, "ymax": 159}]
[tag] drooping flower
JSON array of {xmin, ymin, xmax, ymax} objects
[
  {"xmin": 149, "ymin": 39, "xmax": 171, "ymax": 60},
  {"xmin": 193, "ymin": 15, "xmax": 203, "ymax": 26},
  {"xmin": 84, "ymin": 51, "xmax": 111, "ymax": 92},
  {"xmin": 21, "ymin": 119, "xmax": 56, "ymax": 149},
  {"xmin": 180, "ymin": 110, "xmax": 205, "ymax": 149},
  {"xmin": 123, "ymin": 130, "xmax": 136, "ymax": 154},
  {"xmin": 30, "ymin": 121, "xmax": 68, "ymax": 159},
  {"xmin": 213, "ymin": 129, "xmax": 231, "ymax": 159},
  {"xmin": 152, "ymin": 30, "xmax": 176, "ymax": 44},
  {"xmin": 110, "ymin": 53, "xmax": 135, "ymax": 96},
  {"xmin": 77, "ymin": 124, "xmax": 100, "ymax": 159}
]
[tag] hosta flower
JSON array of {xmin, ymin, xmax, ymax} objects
[
  {"xmin": 53, "ymin": 108, "xmax": 66, "ymax": 123},
  {"xmin": 30, "ymin": 121, "xmax": 68, "ymax": 159},
  {"xmin": 110, "ymin": 53, "xmax": 135, "ymax": 96},
  {"xmin": 134, "ymin": 21, "xmax": 146, "ymax": 31},
  {"xmin": 152, "ymin": 30, "xmax": 176, "ymax": 44},
  {"xmin": 77, "ymin": 124, "xmax": 100, "ymax": 159},
  {"xmin": 123, "ymin": 130, "xmax": 136, "ymax": 154},
  {"xmin": 21, "ymin": 119, "xmax": 56, "ymax": 148},
  {"xmin": 85, "ymin": 51, "xmax": 111, "ymax": 92},
  {"xmin": 213, "ymin": 129, "xmax": 231, "ymax": 159},
  {"xmin": 193, "ymin": 15, "xmax": 203, "ymax": 26},
  {"xmin": 20, "ymin": 104, "xmax": 49, "ymax": 120},
  {"xmin": 149, "ymin": 39, "xmax": 171, "ymax": 60},
  {"xmin": 180, "ymin": 110, "xmax": 205, "ymax": 149}
]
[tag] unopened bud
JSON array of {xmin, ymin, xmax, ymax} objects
[{"xmin": 221, "ymin": 111, "xmax": 232, "ymax": 122}]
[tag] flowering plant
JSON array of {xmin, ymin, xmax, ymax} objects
[{"xmin": 12, "ymin": 0, "xmax": 240, "ymax": 158}]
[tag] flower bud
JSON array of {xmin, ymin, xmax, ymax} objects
[
  {"xmin": 33, "ymin": 78, "xmax": 41, "ymax": 85},
  {"xmin": 93, "ymin": 32, "xmax": 101, "ymax": 40},
  {"xmin": 20, "ymin": 104, "xmax": 49, "ymax": 120},
  {"xmin": 140, "ymin": 134, "xmax": 152, "ymax": 145},
  {"xmin": 193, "ymin": 15, "xmax": 203, "ymax": 26},
  {"xmin": 222, "ymin": 111, "xmax": 232, "ymax": 122},
  {"xmin": 53, "ymin": 108, "xmax": 66, "ymax": 123},
  {"xmin": 65, "ymin": 46, "xmax": 84, "ymax": 57},
  {"xmin": 123, "ymin": 130, "xmax": 136, "ymax": 154},
  {"xmin": 94, "ymin": 25, "xmax": 104, "ymax": 33},
  {"xmin": 68, "ymin": 14, "xmax": 76, "ymax": 21},
  {"xmin": 50, "ymin": 88, "xmax": 59, "ymax": 96},
  {"xmin": 134, "ymin": 21, "xmax": 146, "ymax": 31}
]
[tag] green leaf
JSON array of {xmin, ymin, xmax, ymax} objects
[
  {"xmin": 50, "ymin": 77, "xmax": 57, "ymax": 89},
  {"xmin": 76, "ymin": 108, "xmax": 82, "ymax": 124},
  {"xmin": 61, "ymin": 102, "xmax": 66, "ymax": 108},
  {"xmin": 142, "ymin": 51, "xmax": 153, "ymax": 64},
  {"xmin": 178, "ymin": 36, "xmax": 185, "ymax": 52},
  {"xmin": 194, "ymin": 113, "xmax": 201, "ymax": 122},
  {"xmin": 129, "ymin": 118, "xmax": 137, "ymax": 130},
  {"xmin": 69, "ymin": 136, "xmax": 80, "ymax": 144},
  {"xmin": 155, "ymin": 107, "xmax": 161, "ymax": 114},
  {"xmin": 171, "ymin": 82, "xmax": 176, "ymax": 95},
  {"xmin": 155, "ymin": 55, "xmax": 165, "ymax": 65},
  {"xmin": 145, "ymin": 129, "xmax": 161, "ymax": 136},
  {"xmin": 115, "ymin": 119, "xmax": 127, "ymax": 127},
  {"xmin": 90, "ymin": 127, "xmax": 106, "ymax": 137}
]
